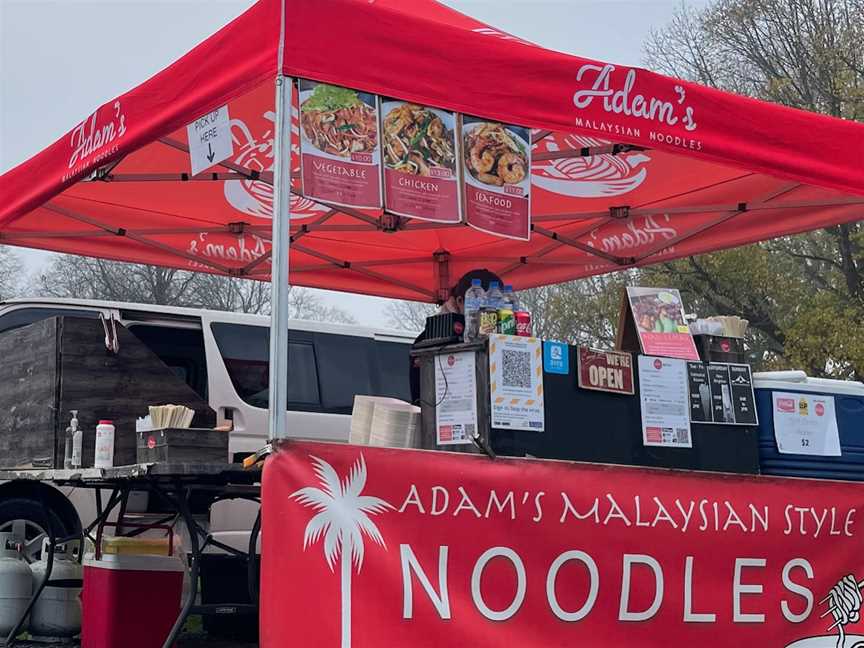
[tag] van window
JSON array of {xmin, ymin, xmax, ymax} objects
[
  {"xmin": 314, "ymin": 332, "xmax": 373, "ymax": 414},
  {"xmin": 210, "ymin": 323, "xmax": 320, "ymax": 409},
  {"xmin": 372, "ymin": 340, "xmax": 411, "ymax": 402},
  {"xmin": 126, "ymin": 325, "xmax": 209, "ymax": 400},
  {"xmin": 0, "ymin": 307, "xmax": 99, "ymax": 334}
]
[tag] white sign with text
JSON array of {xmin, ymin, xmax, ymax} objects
[{"xmin": 187, "ymin": 105, "xmax": 233, "ymax": 176}]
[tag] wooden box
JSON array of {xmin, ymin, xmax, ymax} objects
[
  {"xmin": 411, "ymin": 340, "xmax": 489, "ymax": 454},
  {"xmin": 693, "ymin": 334, "xmax": 745, "ymax": 364},
  {"xmin": 0, "ymin": 316, "xmax": 216, "ymax": 469},
  {"xmin": 136, "ymin": 428, "xmax": 229, "ymax": 464}
]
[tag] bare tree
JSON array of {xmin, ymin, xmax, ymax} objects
[
  {"xmin": 32, "ymin": 255, "xmax": 355, "ymax": 322},
  {"xmin": 0, "ymin": 248, "xmax": 22, "ymax": 301},
  {"xmin": 384, "ymin": 299, "xmax": 436, "ymax": 331},
  {"xmin": 643, "ymin": 0, "xmax": 864, "ymax": 377},
  {"xmin": 517, "ymin": 272, "xmax": 636, "ymax": 347},
  {"xmin": 288, "ymin": 287, "xmax": 356, "ymax": 324}
]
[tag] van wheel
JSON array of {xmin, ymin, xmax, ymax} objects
[{"xmin": 0, "ymin": 497, "xmax": 76, "ymax": 562}]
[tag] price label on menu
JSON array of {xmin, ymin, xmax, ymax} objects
[
  {"xmin": 381, "ymin": 100, "xmax": 461, "ymax": 223},
  {"xmin": 462, "ymin": 116, "xmax": 531, "ymax": 241},
  {"xmin": 298, "ymin": 80, "xmax": 382, "ymax": 209}
]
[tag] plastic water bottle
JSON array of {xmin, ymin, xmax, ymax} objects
[
  {"xmin": 463, "ymin": 279, "xmax": 486, "ymax": 343},
  {"xmin": 485, "ymin": 281, "xmax": 504, "ymax": 310},
  {"xmin": 503, "ymin": 285, "xmax": 519, "ymax": 311}
]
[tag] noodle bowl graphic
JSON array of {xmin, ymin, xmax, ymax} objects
[
  {"xmin": 531, "ymin": 133, "xmax": 650, "ymax": 198},
  {"xmin": 223, "ymin": 110, "xmax": 328, "ymax": 220}
]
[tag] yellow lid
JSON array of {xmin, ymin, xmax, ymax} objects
[{"xmin": 101, "ymin": 535, "xmax": 171, "ymax": 557}]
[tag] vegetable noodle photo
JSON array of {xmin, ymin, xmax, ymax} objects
[
  {"xmin": 463, "ymin": 122, "xmax": 528, "ymax": 187},
  {"xmin": 300, "ymin": 84, "xmax": 378, "ymax": 158},
  {"xmin": 382, "ymin": 103, "xmax": 456, "ymax": 176}
]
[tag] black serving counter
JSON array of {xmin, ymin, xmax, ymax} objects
[{"xmin": 413, "ymin": 339, "xmax": 760, "ymax": 474}]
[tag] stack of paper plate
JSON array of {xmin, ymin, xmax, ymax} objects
[
  {"xmin": 369, "ymin": 401, "xmax": 421, "ymax": 449},
  {"xmin": 350, "ymin": 396, "xmax": 404, "ymax": 445}
]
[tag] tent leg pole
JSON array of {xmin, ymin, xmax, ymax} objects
[{"xmin": 268, "ymin": 75, "xmax": 292, "ymax": 441}]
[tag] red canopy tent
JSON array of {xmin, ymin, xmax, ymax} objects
[
  {"xmin": 2, "ymin": 0, "xmax": 863, "ymax": 301},
  {"xmin": 1, "ymin": 0, "xmax": 863, "ymax": 435}
]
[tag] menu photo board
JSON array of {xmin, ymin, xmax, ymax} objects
[
  {"xmin": 618, "ymin": 287, "xmax": 700, "ymax": 361},
  {"xmin": 461, "ymin": 116, "xmax": 531, "ymax": 241},
  {"xmin": 686, "ymin": 362, "xmax": 758, "ymax": 425},
  {"xmin": 381, "ymin": 100, "xmax": 461, "ymax": 223},
  {"xmin": 298, "ymin": 80, "xmax": 382, "ymax": 208}
]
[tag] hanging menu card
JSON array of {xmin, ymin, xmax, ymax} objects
[
  {"xmin": 381, "ymin": 100, "xmax": 461, "ymax": 223},
  {"xmin": 686, "ymin": 362, "xmax": 758, "ymax": 425},
  {"xmin": 298, "ymin": 80, "xmax": 382, "ymax": 208},
  {"xmin": 462, "ymin": 116, "xmax": 531, "ymax": 241}
]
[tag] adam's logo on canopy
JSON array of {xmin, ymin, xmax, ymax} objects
[
  {"xmin": 64, "ymin": 100, "xmax": 127, "ymax": 180},
  {"xmin": 573, "ymin": 64, "xmax": 698, "ymax": 133}
]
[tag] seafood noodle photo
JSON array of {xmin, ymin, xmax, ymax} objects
[
  {"xmin": 299, "ymin": 83, "xmax": 378, "ymax": 158},
  {"xmin": 463, "ymin": 122, "xmax": 529, "ymax": 187},
  {"xmin": 382, "ymin": 103, "xmax": 456, "ymax": 176}
]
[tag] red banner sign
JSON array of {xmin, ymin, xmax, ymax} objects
[
  {"xmin": 577, "ymin": 347, "xmax": 634, "ymax": 395},
  {"xmin": 262, "ymin": 441, "xmax": 864, "ymax": 648}
]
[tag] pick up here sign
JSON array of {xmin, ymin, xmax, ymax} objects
[{"xmin": 262, "ymin": 441, "xmax": 864, "ymax": 648}]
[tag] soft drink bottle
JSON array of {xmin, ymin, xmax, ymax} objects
[{"xmin": 463, "ymin": 279, "xmax": 486, "ymax": 342}]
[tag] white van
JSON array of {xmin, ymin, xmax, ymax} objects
[{"xmin": 0, "ymin": 297, "xmax": 417, "ymax": 551}]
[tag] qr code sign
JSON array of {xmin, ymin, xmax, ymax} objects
[{"xmin": 502, "ymin": 349, "xmax": 532, "ymax": 389}]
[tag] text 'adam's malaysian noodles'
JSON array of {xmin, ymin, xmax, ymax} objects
[
  {"xmin": 63, "ymin": 101, "xmax": 128, "ymax": 181},
  {"xmin": 382, "ymin": 100, "xmax": 461, "ymax": 223},
  {"xmin": 571, "ymin": 63, "xmax": 704, "ymax": 152},
  {"xmin": 298, "ymin": 80, "xmax": 382, "ymax": 209}
]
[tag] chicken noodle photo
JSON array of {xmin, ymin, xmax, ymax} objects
[
  {"xmin": 463, "ymin": 121, "xmax": 528, "ymax": 187},
  {"xmin": 383, "ymin": 103, "xmax": 456, "ymax": 177},
  {"xmin": 299, "ymin": 83, "xmax": 378, "ymax": 158},
  {"xmin": 380, "ymin": 100, "xmax": 461, "ymax": 223}
]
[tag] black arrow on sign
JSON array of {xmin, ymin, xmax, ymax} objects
[{"xmin": 206, "ymin": 142, "xmax": 216, "ymax": 163}]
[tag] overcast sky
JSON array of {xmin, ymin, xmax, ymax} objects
[{"xmin": 0, "ymin": 0, "xmax": 708, "ymax": 324}]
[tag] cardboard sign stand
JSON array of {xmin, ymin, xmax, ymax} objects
[{"xmin": 615, "ymin": 289, "xmax": 642, "ymax": 354}]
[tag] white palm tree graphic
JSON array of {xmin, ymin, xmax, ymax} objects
[{"xmin": 291, "ymin": 454, "xmax": 392, "ymax": 648}]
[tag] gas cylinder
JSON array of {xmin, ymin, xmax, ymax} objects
[
  {"xmin": 0, "ymin": 532, "xmax": 31, "ymax": 637},
  {"xmin": 29, "ymin": 539, "xmax": 82, "ymax": 638}
]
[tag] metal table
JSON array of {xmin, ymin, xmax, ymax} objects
[{"xmin": 0, "ymin": 462, "xmax": 263, "ymax": 648}]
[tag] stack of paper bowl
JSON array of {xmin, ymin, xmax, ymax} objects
[
  {"xmin": 368, "ymin": 401, "xmax": 421, "ymax": 449},
  {"xmin": 350, "ymin": 395, "xmax": 404, "ymax": 445}
]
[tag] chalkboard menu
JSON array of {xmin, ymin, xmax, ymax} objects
[{"xmin": 686, "ymin": 362, "xmax": 757, "ymax": 425}]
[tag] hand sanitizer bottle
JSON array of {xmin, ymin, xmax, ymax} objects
[{"xmin": 70, "ymin": 411, "xmax": 82, "ymax": 469}]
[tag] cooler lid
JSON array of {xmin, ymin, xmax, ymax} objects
[
  {"xmin": 753, "ymin": 371, "xmax": 864, "ymax": 396},
  {"xmin": 83, "ymin": 552, "xmax": 185, "ymax": 573}
]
